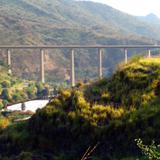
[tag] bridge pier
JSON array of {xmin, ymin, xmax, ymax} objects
[
  {"xmin": 148, "ymin": 49, "xmax": 151, "ymax": 58},
  {"xmin": 7, "ymin": 49, "xmax": 12, "ymax": 74},
  {"xmin": 71, "ymin": 49, "xmax": 75, "ymax": 87},
  {"xmin": 124, "ymin": 48, "xmax": 128, "ymax": 64},
  {"xmin": 40, "ymin": 49, "xmax": 45, "ymax": 83},
  {"xmin": 98, "ymin": 48, "xmax": 103, "ymax": 79}
]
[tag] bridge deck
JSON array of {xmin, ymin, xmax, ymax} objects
[{"xmin": 0, "ymin": 45, "xmax": 160, "ymax": 49}]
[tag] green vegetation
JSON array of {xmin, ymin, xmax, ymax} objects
[
  {"xmin": 0, "ymin": 64, "xmax": 50, "ymax": 137},
  {"xmin": 1, "ymin": 57, "xmax": 160, "ymax": 159},
  {"xmin": 85, "ymin": 57, "xmax": 160, "ymax": 108},
  {"xmin": 136, "ymin": 139, "xmax": 160, "ymax": 159},
  {"xmin": 0, "ymin": 65, "xmax": 50, "ymax": 109}
]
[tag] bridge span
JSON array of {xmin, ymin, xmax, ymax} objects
[{"xmin": 0, "ymin": 45, "xmax": 160, "ymax": 87}]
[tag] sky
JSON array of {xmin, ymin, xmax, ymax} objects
[{"xmin": 90, "ymin": 0, "xmax": 160, "ymax": 17}]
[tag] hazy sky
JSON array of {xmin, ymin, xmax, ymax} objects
[{"xmin": 90, "ymin": 0, "xmax": 160, "ymax": 17}]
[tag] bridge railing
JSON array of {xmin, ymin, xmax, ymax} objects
[{"xmin": 0, "ymin": 45, "xmax": 160, "ymax": 87}]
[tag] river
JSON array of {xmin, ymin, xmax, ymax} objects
[{"xmin": 7, "ymin": 100, "xmax": 49, "ymax": 113}]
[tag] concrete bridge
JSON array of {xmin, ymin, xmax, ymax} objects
[{"xmin": 0, "ymin": 45, "xmax": 160, "ymax": 87}]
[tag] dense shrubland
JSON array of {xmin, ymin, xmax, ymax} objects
[
  {"xmin": 1, "ymin": 57, "xmax": 160, "ymax": 159},
  {"xmin": 85, "ymin": 57, "xmax": 160, "ymax": 108}
]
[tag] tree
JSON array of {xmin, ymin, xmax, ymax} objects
[{"xmin": 1, "ymin": 89, "xmax": 11, "ymax": 100}]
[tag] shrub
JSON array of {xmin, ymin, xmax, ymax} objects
[
  {"xmin": 1, "ymin": 81, "xmax": 11, "ymax": 88},
  {"xmin": 136, "ymin": 139, "xmax": 160, "ymax": 159},
  {"xmin": 0, "ymin": 118, "xmax": 10, "ymax": 129},
  {"xmin": 1, "ymin": 89, "xmax": 11, "ymax": 100},
  {"xmin": 16, "ymin": 152, "xmax": 32, "ymax": 160}
]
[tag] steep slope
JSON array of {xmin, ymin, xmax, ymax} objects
[
  {"xmin": 0, "ymin": 0, "xmax": 159, "ymax": 83},
  {"xmin": 75, "ymin": 1, "xmax": 160, "ymax": 39},
  {"xmin": 0, "ymin": 0, "xmax": 160, "ymax": 44},
  {"xmin": 1, "ymin": 57, "xmax": 160, "ymax": 159}
]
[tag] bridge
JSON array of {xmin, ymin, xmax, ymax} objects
[{"xmin": 0, "ymin": 45, "xmax": 160, "ymax": 87}]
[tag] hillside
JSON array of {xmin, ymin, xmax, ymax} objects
[
  {"xmin": 1, "ymin": 57, "xmax": 160, "ymax": 159},
  {"xmin": 0, "ymin": 0, "xmax": 160, "ymax": 44},
  {"xmin": 0, "ymin": 0, "xmax": 159, "ymax": 83}
]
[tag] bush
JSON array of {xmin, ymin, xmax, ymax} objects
[
  {"xmin": 136, "ymin": 139, "xmax": 160, "ymax": 159},
  {"xmin": 16, "ymin": 152, "xmax": 32, "ymax": 160},
  {"xmin": 1, "ymin": 81, "xmax": 11, "ymax": 88},
  {"xmin": 0, "ymin": 118, "xmax": 10, "ymax": 129}
]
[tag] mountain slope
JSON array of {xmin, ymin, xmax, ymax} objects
[
  {"xmin": 0, "ymin": 0, "xmax": 159, "ymax": 45},
  {"xmin": 0, "ymin": 0, "xmax": 159, "ymax": 83}
]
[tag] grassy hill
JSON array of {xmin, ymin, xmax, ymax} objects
[
  {"xmin": 0, "ymin": 0, "xmax": 159, "ymax": 83},
  {"xmin": 1, "ymin": 57, "xmax": 160, "ymax": 159}
]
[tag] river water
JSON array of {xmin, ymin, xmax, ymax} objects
[{"xmin": 7, "ymin": 100, "xmax": 49, "ymax": 113}]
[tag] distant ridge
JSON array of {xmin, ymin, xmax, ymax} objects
[{"xmin": 138, "ymin": 13, "xmax": 160, "ymax": 26}]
